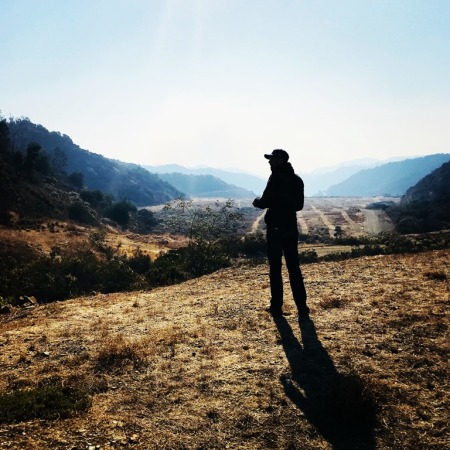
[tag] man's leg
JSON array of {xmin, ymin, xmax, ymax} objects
[
  {"xmin": 283, "ymin": 229, "xmax": 308, "ymax": 313},
  {"xmin": 266, "ymin": 227, "xmax": 283, "ymax": 312}
]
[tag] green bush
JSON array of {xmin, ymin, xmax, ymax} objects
[
  {"xmin": 128, "ymin": 248, "xmax": 152, "ymax": 275},
  {"xmin": 147, "ymin": 242, "xmax": 231, "ymax": 287},
  {"xmin": 105, "ymin": 200, "xmax": 137, "ymax": 227},
  {"xmin": 0, "ymin": 249, "xmax": 144, "ymax": 303},
  {"xmin": 68, "ymin": 201, "xmax": 97, "ymax": 225},
  {"xmin": 0, "ymin": 383, "xmax": 91, "ymax": 423},
  {"xmin": 299, "ymin": 249, "xmax": 318, "ymax": 263}
]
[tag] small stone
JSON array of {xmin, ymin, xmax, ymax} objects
[{"xmin": 129, "ymin": 434, "xmax": 139, "ymax": 443}]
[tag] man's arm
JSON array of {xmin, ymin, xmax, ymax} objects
[{"xmin": 253, "ymin": 182, "xmax": 274, "ymax": 209}]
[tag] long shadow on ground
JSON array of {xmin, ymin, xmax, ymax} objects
[{"xmin": 274, "ymin": 316, "xmax": 377, "ymax": 450}]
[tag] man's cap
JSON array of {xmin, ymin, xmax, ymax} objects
[{"xmin": 264, "ymin": 149, "xmax": 289, "ymax": 161}]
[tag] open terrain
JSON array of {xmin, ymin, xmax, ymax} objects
[
  {"xmin": 245, "ymin": 197, "xmax": 398, "ymax": 238},
  {"xmin": 0, "ymin": 248, "xmax": 448, "ymax": 449},
  {"xmin": 0, "ymin": 196, "xmax": 396, "ymax": 266}
]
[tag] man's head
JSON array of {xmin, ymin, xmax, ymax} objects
[{"xmin": 264, "ymin": 149, "xmax": 289, "ymax": 169}]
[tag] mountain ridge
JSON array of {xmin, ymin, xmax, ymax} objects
[
  {"xmin": 323, "ymin": 154, "xmax": 450, "ymax": 197},
  {"xmin": 156, "ymin": 172, "xmax": 256, "ymax": 199},
  {"xmin": 145, "ymin": 164, "xmax": 266, "ymax": 195},
  {"xmin": 7, "ymin": 118, "xmax": 183, "ymax": 206}
]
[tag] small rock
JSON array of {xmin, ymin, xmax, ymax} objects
[{"xmin": 129, "ymin": 434, "xmax": 139, "ymax": 443}]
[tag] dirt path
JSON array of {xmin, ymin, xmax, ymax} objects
[
  {"xmin": 362, "ymin": 209, "xmax": 394, "ymax": 235},
  {"xmin": 340, "ymin": 210, "xmax": 362, "ymax": 234},
  {"xmin": 297, "ymin": 212, "xmax": 309, "ymax": 234},
  {"xmin": 310, "ymin": 205, "xmax": 335, "ymax": 235},
  {"xmin": 250, "ymin": 211, "xmax": 266, "ymax": 233}
]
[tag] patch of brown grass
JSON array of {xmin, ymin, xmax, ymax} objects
[{"xmin": 0, "ymin": 249, "xmax": 448, "ymax": 449}]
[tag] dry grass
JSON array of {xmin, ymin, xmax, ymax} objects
[
  {"xmin": 0, "ymin": 249, "xmax": 449, "ymax": 449},
  {"xmin": 0, "ymin": 222, "xmax": 187, "ymax": 260}
]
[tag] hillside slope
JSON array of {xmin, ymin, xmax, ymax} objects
[
  {"xmin": 403, "ymin": 161, "xmax": 450, "ymax": 203},
  {"xmin": 1, "ymin": 251, "xmax": 448, "ymax": 449},
  {"xmin": 7, "ymin": 119, "xmax": 182, "ymax": 206},
  {"xmin": 386, "ymin": 161, "xmax": 450, "ymax": 233},
  {"xmin": 325, "ymin": 154, "xmax": 450, "ymax": 197}
]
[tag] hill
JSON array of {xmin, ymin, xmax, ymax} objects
[
  {"xmin": 403, "ymin": 161, "xmax": 450, "ymax": 203},
  {"xmin": 386, "ymin": 161, "xmax": 450, "ymax": 233},
  {"xmin": 324, "ymin": 154, "xmax": 450, "ymax": 197},
  {"xmin": 145, "ymin": 164, "xmax": 266, "ymax": 195},
  {"xmin": 157, "ymin": 172, "xmax": 256, "ymax": 198},
  {"xmin": 302, "ymin": 159, "xmax": 381, "ymax": 196},
  {"xmin": 7, "ymin": 118, "xmax": 183, "ymax": 206},
  {"xmin": 0, "ymin": 250, "xmax": 448, "ymax": 449}
]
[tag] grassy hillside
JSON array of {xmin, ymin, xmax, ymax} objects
[{"xmin": 0, "ymin": 250, "xmax": 448, "ymax": 449}]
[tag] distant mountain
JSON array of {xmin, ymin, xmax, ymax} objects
[
  {"xmin": 157, "ymin": 173, "xmax": 256, "ymax": 199},
  {"xmin": 386, "ymin": 161, "xmax": 450, "ymax": 233},
  {"xmin": 145, "ymin": 164, "xmax": 266, "ymax": 195},
  {"xmin": 7, "ymin": 118, "xmax": 182, "ymax": 206},
  {"xmin": 302, "ymin": 161, "xmax": 381, "ymax": 196},
  {"xmin": 323, "ymin": 154, "xmax": 450, "ymax": 197}
]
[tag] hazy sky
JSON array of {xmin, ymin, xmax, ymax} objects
[{"xmin": 1, "ymin": 0, "xmax": 450, "ymax": 177}]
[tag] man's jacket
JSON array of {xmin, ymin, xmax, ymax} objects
[{"xmin": 255, "ymin": 162, "xmax": 304, "ymax": 229}]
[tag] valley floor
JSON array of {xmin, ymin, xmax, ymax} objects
[{"xmin": 0, "ymin": 250, "xmax": 449, "ymax": 449}]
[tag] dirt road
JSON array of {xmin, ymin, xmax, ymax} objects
[{"xmin": 362, "ymin": 209, "xmax": 394, "ymax": 235}]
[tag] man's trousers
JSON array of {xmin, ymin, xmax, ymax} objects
[{"xmin": 266, "ymin": 226, "xmax": 307, "ymax": 312}]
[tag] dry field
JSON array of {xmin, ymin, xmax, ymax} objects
[
  {"xmin": 0, "ymin": 249, "xmax": 448, "ymax": 449},
  {"xmin": 245, "ymin": 197, "xmax": 398, "ymax": 238},
  {"xmin": 2, "ymin": 195, "xmax": 394, "ymax": 258},
  {"xmin": 0, "ymin": 223, "xmax": 187, "ymax": 261}
]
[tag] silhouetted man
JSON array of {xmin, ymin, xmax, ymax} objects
[{"xmin": 253, "ymin": 149, "xmax": 308, "ymax": 318}]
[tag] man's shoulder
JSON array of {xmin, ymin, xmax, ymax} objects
[{"xmin": 292, "ymin": 173, "xmax": 304, "ymax": 188}]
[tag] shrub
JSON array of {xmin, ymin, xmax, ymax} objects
[
  {"xmin": 0, "ymin": 249, "xmax": 144, "ymax": 303},
  {"xmin": 80, "ymin": 189, "xmax": 113, "ymax": 209},
  {"xmin": 0, "ymin": 383, "xmax": 91, "ymax": 423},
  {"xmin": 147, "ymin": 243, "xmax": 231, "ymax": 287},
  {"xmin": 238, "ymin": 231, "xmax": 266, "ymax": 257},
  {"xmin": 298, "ymin": 249, "xmax": 318, "ymax": 263},
  {"xmin": 128, "ymin": 248, "xmax": 152, "ymax": 275},
  {"xmin": 105, "ymin": 200, "xmax": 137, "ymax": 227},
  {"xmin": 134, "ymin": 208, "xmax": 158, "ymax": 233},
  {"xmin": 68, "ymin": 201, "xmax": 97, "ymax": 225},
  {"xmin": 147, "ymin": 249, "xmax": 190, "ymax": 287}
]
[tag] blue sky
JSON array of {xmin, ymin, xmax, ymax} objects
[{"xmin": 1, "ymin": 0, "xmax": 449, "ymax": 177}]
